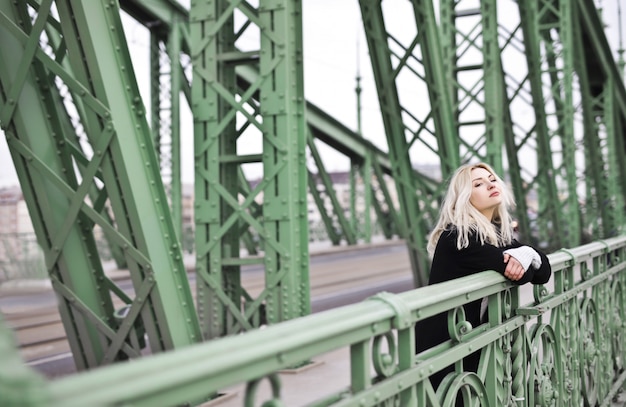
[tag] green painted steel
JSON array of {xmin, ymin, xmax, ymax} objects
[
  {"xmin": 308, "ymin": 135, "xmax": 357, "ymax": 246},
  {"xmin": 361, "ymin": 151, "xmax": 373, "ymax": 243},
  {"xmin": 191, "ymin": 0, "xmax": 311, "ymax": 337},
  {"xmin": 516, "ymin": 0, "xmax": 567, "ymax": 250},
  {"xmin": 0, "ymin": 1, "xmax": 115, "ymax": 369},
  {"xmin": 54, "ymin": 0, "xmax": 201, "ymax": 349},
  {"xmin": 552, "ymin": 0, "xmax": 582, "ymax": 248},
  {"xmin": 410, "ymin": 0, "xmax": 462, "ymax": 178},
  {"xmin": 578, "ymin": 41, "xmax": 613, "ymax": 241},
  {"xmin": 43, "ymin": 21, "xmax": 129, "ymax": 270},
  {"xmin": 149, "ymin": 19, "xmax": 185, "ymax": 241},
  {"xmin": 191, "ymin": 0, "xmax": 245, "ymax": 339},
  {"xmin": 440, "ymin": 0, "xmax": 505, "ymax": 173},
  {"xmin": 120, "ymin": 0, "xmax": 400, "ymax": 252},
  {"xmin": 480, "ymin": 0, "xmax": 505, "ymax": 176},
  {"xmin": 303, "ymin": 101, "xmax": 393, "ymax": 175},
  {"xmin": 350, "ymin": 161, "xmax": 359, "ymax": 237},
  {"xmin": 2, "ymin": 0, "xmax": 626, "ymax": 400},
  {"xmin": 167, "ymin": 18, "xmax": 184, "ymax": 241},
  {"xmin": 122, "ymin": 0, "xmax": 402, "ymax": 338},
  {"xmin": 575, "ymin": 0, "xmax": 626, "ymax": 241},
  {"xmin": 3, "ymin": 237, "xmax": 626, "ymax": 406},
  {"xmin": 244, "ymin": 65, "xmax": 395, "ymax": 245},
  {"xmin": 371, "ymin": 159, "xmax": 402, "ymax": 240},
  {"xmin": 0, "ymin": 0, "xmax": 201, "ymax": 369},
  {"xmin": 359, "ymin": 0, "xmax": 446, "ymax": 287},
  {"xmin": 307, "ymin": 166, "xmax": 341, "ymax": 246},
  {"xmin": 604, "ymin": 85, "xmax": 626, "ymax": 234}
]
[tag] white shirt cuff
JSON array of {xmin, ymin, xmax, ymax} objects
[{"xmin": 503, "ymin": 246, "xmax": 542, "ymax": 271}]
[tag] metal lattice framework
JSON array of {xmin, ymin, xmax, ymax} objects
[
  {"xmin": 1, "ymin": 0, "xmax": 626, "ymax": 377},
  {"xmin": 0, "ymin": 0, "xmax": 202, "ymax": 370},
  {"xmin": 357, "ymin": 0, "xmax": 626, "ymax": 287}
]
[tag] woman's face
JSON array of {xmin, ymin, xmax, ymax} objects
[{"xmin": 469, "ymin": 167, "xmax": 502, "ymax": 219}]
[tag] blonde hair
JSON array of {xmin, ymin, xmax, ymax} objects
[{"xmin": 426, "ymin": 162, "xmax": 515, "ymax": 256}]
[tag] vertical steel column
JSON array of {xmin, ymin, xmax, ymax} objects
[
  {"xmin": 350, "ymin": 160, "xmax": 359, "ymax": 235},
  {"xmin": 604, "ymin": 85, "xmax": 626, "ymax": 233},
  {"xmin": 438, "ymin": 0, "xmax": 508, "ymax": 174},
  {"xmin": 191, "ymin": 0, "xmax": 242, "ymax": 338},
  {"xmin": 577, "ymin": 65, "xmax": 611, "ymax": 240},
  {"xmin": 556, "ymin": 0, "xmax": 583, "ymax": 247},
  {"xmin": 150, "ymin": 33, "xmax": 162, "ymax": 170},
  {"xmin": 362, "ymin": 150, "xmax": 373, "ymax": 243},
  {"xmin": 259, "ymin": 0, "xmax": 310, "ymax": 324},
  {"xmin": 360, "ymin": 1, "xmax": 424, "ymax": 286},
  {"xmin": 168, "ymin": 19, "xmax": 183, "ymax": 239},
  {"xmin": 480, "ymin": 0, "xmax": 505, "ymax": 174},
  {"xmin": 191, "ymin": 0, "xmax": 310, "ymax": 337},
  {"xmin": 348, "ymin": 159, "xmax": 374, "ymax": 243}
]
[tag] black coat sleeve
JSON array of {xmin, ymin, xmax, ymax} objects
[{"xmin": 428, "ymin": 229, "xmax": 552, "ymax": 286}]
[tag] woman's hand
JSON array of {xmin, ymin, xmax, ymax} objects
[{"xmin": 503, "ymin": 253, "xmax": 525, "ymax": 281}]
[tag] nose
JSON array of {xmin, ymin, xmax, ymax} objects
[{"xmin": 487, "ymin": 181, "xmax": 496, "ymax": 189}]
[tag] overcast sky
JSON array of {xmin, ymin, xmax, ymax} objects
[{"xmin": 1, "ymin": 0, "xmax": 624, "ymax": 187}]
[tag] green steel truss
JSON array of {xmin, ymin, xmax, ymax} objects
[
  {"xmin": 357, "ymin": 0, "xmax": 626, "ymax": 263},
  {"xmin": 190, "ymin": 0, "xmax": 314, "ymax": 337},
  {"xmin": 0, "ymin": 0, "xmax": 201, "ymax": 369},
  {"xmin": 359, "ymin": 0, "xmax": 458, "ymax": 287},
  {"xmin": 122, "ymin": 0, "xmax": 402, "ymax": 338},
  {"xmin": 2, "ymin": 0, "xmax": 626, "ymax": 376}
]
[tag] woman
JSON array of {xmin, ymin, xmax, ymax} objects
[{"xmin": 416, "ymin": 162, "xmax": 552, "ymax": 391}]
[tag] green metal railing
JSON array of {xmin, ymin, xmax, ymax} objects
[{"xmin": 2, "ymin": 236, "xmax": 626, "ymax": 406}]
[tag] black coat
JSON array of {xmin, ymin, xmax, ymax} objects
[{"xmin": 415, "ymin": 227, "xmax": 552, "ymax": 389}]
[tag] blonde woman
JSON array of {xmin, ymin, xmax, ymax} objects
[{"xmin": 416, "ymin": 162, "xmax": 552, "ymax": 390}]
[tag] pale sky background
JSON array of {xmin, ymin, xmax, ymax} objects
[{"xmin": 0, "ymin": 0, "xmax": 624, "ymax": 187}]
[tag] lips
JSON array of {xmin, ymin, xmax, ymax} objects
[{"xmin": 490, "ymin": 191, "xmax": 500, "ymax": 197}]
